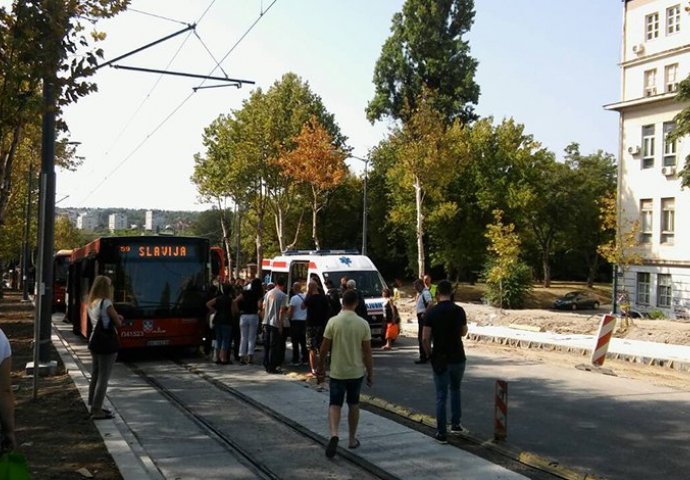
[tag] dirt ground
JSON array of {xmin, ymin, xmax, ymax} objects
[
  {"xmin": 0, "ymin": 291, "xmax": 122, "ymax": 480},
  {"xmin": 396, "ymin": 282, "xmax": 690, "ymax": 347},
  {"xmin": 1, "ymin": 282, "xmax": 689, "ymax": 480}
]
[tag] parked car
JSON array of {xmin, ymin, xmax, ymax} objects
[{"xmin": 553, "ymin": 291, "xmax": 600, "ymax": 310}]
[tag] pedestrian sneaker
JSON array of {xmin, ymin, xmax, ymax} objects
[
  {"xmin": 434, "ymin": 433, "xmax": 448, "ymax": 444},
  {"xmin": 450, "ymin": 424, "xmax": 464, "ymax": 434}
]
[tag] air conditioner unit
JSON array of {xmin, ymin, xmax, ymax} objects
[
  {"xmin": 645, "ymin": 87, "xmax": 657, "ymax": 97},
  {"xmin": 628, "ymin": 145, "xmax": 641, "ymax": 156},
  {"xmin": 632, "ymin": 44, "xmax": 645, "ymax": 54},
  {"xmin": 662, "ymin": 166, "xmax": 677, "ymax": 176},
  {"xmin": 667, "ymin": 83, "xmax": 679, "ymax": 93}
]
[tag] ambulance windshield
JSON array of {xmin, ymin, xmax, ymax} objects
[{"xmin": 323, "ymin": 270, "xmax": 386, "ymax": 298}]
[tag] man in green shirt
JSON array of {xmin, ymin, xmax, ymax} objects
[{"xmin": 317, "ymin": 289, "xmax": 373, "ymax": 458}]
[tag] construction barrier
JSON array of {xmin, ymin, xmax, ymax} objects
[
  {"xmin": 591, "ymin": 314, "xmax": 617, "ymax": 366},
  {"xmin": 494, "ymin": 380, "xmax": 507, "ymax": 441}
]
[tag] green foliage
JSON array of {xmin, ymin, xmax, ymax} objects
[
  {"xmin": 669, "ymin": 74, "xmax": 690, "ymax": 187},
  {"xmin": 54, "ymin": 216, "xmax": 83, "ymax": 250},
  {"xmin": 483, "ymin": 210, "xmax": 532, "ymax": 308},
  {"xmin": 483, "ymin": 260, "xmax": 533, "ymax": 309},
  {"xmin": 647, "ymin": 310, "xmax": 666, "ymax": 320},
  {"xmin": 367, "ymin": 0, "xmax": 479, "ymax": 124}
]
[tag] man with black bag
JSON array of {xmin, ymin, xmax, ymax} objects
[{"xmin": 421, "ymin": 280, "xmax": 468, "ymax": 444}]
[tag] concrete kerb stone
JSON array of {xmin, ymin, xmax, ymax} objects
[
  {"xmin": 50, "ymin": 324, "xmax": 157, "ymax": 480},
  {"xmin": 465, "ymin": 332, "xmax": 690, "ymax": 373},
  {"xmin": 356, "ymin": 393, "xmax": 600, "ymax": 480}
]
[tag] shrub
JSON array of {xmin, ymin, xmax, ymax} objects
[
  {"xmin": 483, "ymin": 261, "xmax": 533, "ymax": 309},
  {"xmin": 648, "ymin": 310, "xmax": 666, "ymax": 320}
]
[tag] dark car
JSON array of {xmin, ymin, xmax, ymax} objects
[{"xmin": 553, "ymin": 291, "xmax": 600, "ymax": 310}]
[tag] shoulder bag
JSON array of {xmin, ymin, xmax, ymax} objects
[{"xmin": 88, "ymin": 300, "xmax": 120, "ymax": 355}]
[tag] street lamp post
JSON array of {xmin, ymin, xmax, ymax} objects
[
  {"xmin": 21, "ymin": 164, "xmax": 33, "ymax": 302},
  {"xmin": 350, "ymin": 155, "xmax": 369, "ymax": 256}
]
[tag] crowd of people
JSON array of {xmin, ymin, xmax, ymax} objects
[{"xmin": 205, "ymin": 272, "xmax": 469, "ymax": 452}]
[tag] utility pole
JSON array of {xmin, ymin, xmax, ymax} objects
[{"xmin": 22, "ymin": 164, "xmax": 32, "ymax": 302}]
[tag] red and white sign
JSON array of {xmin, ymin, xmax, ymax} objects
[
  {"xmin": 591, "ymin": 314, "xmax": 617, "ymax": 366},
  {"xmin": 494, "ymin": 380, "xmax": 508, "ymax": 441}
]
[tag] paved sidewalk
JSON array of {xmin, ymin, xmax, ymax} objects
[{"xmin": 52, "ymin": 320, "xmax": 530, "ymax": 480}]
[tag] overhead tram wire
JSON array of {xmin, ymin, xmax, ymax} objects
[
  {"xmin": 100, "ymin": 0, "xmax": 218, "ymax": 157},
  {"xmin": 128, "ymin": 7, "xmax": 190, "ymax": 26},
  {"xmin": 76, "ymin": 0, "xmax": 277, "ymax": 206}
]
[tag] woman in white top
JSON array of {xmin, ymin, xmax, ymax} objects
[
  {"xmin": 0, "ymin": 328, "xmax": 16, "ymax": 451},
  {"xmin": 87, "ymin": 276, "xmax": 123, "ymax": 420}
]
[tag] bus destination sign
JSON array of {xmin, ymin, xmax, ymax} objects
[{"xmin": 119, "ymin": 244, "xmax": 193, "ymax": 258}]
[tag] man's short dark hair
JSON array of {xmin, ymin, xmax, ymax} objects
[
  {"xmin": 342, "ymin": 289, "xmax": 359, "ymax": 307},
  {"xmin": 437, "ymin": 280, "xmax": 453, "ymax": 296},
  {"xmin": 275, "ymin": 278, "xmax": 286, "ymax": 287}
]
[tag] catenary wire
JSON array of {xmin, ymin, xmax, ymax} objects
[
  {"xmin": 77, "ymin": 0, "xmax": 277, "ymax": 206},
  {"xmin": 128, "ymin": 7, "xmax": 190, "ymax": 26}
]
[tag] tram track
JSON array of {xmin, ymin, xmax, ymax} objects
[{"xmin": 126, "ymin": 358, "xmax": 393, "ymax": 480}]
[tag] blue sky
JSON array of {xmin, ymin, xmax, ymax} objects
[{"xmin": 55, "ymin": 0, "xmax": 623, "ymax": 211}]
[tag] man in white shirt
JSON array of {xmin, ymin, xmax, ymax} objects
[
  {"xmin": 414, "ymin": 278, "xmax": 433, "ymax": 364},
  {"xmin": 263, "ymin": 279, "xmax": 288, "ymax": 373}
]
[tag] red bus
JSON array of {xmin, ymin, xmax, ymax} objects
[
  {"xmin": 53, "ymin": 249, "xmax": 72, "ymax": 312},
  {"xmin": 66, "ymin": 235, "xmax": 215, "ymax": 349}
]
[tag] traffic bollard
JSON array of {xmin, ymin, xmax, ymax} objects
[
  {"xmin": 591, "ymin": 314, "xmax": 617, "ymax": 366},
  {"xmin": 494, "ymin": 380, "xmax": 507, "ymax": 441}
]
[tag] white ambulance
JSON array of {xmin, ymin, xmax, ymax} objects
[{"xmin": 267, "ymin": 250, "xmax": 388, "ymax": 341}]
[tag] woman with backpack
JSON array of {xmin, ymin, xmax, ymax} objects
[{"xmin": 381, "ymin": 287, "xmax": 400, "ymax": 350}]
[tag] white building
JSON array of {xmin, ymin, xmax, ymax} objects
[
  {"xmin": 145, "ymin": 210, "xmax": 164, "ymax": 231},
  {"xmin": 108, "ymin": 213, "xmax": 128, "ymax": 232},
  {"xmin": 606, "ymin": 0, "xmax": 690, "ymax": 318},
  {"xmin": 76, "ymin": 212, "xmax": 98, "ymax": 231}
]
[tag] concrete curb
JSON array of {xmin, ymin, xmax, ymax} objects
[
  {"xmin": 358, "ymin": 393, "xmax": 601, "ymax": 480},
  {"xmin": 466, "ymin": 332, "xmax": 690, "ymax": 373},
  {"xmin": 50, "ymin": 324, "xmax": 158, "ymax": 480}
]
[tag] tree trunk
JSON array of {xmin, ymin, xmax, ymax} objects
[
  {"xmin": 285, "ymin": 210, "xmax": 305, "ymax": 251},
  {"xmin": 542, "ymin": 249, "xmax": 551, "ymax": 287},
  {"xmin": 255, "ymin": 213, "xmax": 264, "ymax": 280},
  {"xmin": 312, "ymin": 191, "xmax": 320, "ymax": 251},
  {"xmin": 414, "ymin": 176, "xmax": 425, "ymax": 278},
  {"xmin": 586, "ymin": 253, "xmax": 599, "ymax": 288},
  {"xmin": 218, "ymin": 199, "xmax": 232, "ymax": 277},
  {"xmin": 273, "ymin": 205, "xmax": 285, "ymax": 253},
  {"xmin": 0, "ymin": 125, "xmax": 22, "ymax": 226}
]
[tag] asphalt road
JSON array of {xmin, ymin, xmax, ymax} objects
[{"xmin": 359, "ymin": 336, "xmax": 690, "ymax": 480}]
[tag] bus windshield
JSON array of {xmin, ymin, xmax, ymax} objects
[
  {"xmin": 322, "ymin": 270, "xmax": 386, "ymax": 298},
  {"xmin": 101, "ymin": 240, "xmax": 208, "ymax": 317},
  {"xmin": 54, "ymin": 256, "xmax": 70, "ymax": 283}
]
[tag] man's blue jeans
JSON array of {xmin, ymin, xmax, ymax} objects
[{"xmin": 432, "ymin": 361, "xmax": 466, "ymax": 435}]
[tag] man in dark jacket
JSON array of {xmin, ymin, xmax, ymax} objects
[{"xmin": 422, "ymin": 280, "xmax": 468, "ymax": 444}]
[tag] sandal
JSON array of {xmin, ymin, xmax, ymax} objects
[
  {"xmin": 348, "ymin": 439, "xmax": 361, "ymax": 449},
  {"xmin": 325, "ymin": 436, "xmax": 339, "ymax": 458}
]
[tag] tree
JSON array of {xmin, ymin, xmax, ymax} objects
[
  {"xmin": 562, "ymin": 143, "xmax": 616, "ymax": 287},
  {"xmin": 0, "ymin": 0, "xmax": 128, "ymax": 226},
  {"xmin": 669, "ymin": 72, "xmax": 690, "ymax": 187},
  {"xmin": 367, "ymin": 0, "xmax": 479, "ymax": 125},
  {"xmin": 279, "ymin": 116, "xmax": 347, "ymax": 250},
  {"xmin": 54, "ymin": 216, "xmax": 82, "ymax": 250},
  {"xmin": 387, "ymin": 92, "xmax": 463, "ymax": 277},
  {"xmin": 192, "ymin": 73, "xmax": 347, "ymax": 274},
  {"xmin": 483, "ymin": 209, "xmax": 532, "ymax": 309}
]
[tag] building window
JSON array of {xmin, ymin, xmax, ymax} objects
[
  {"xmin": 657, "ymin": 274, "xmax": 672, "ymax": 308},
  {"xmin": 667, "ymin": 5, "xmax": 681, "ymax": 34},
  {"xmin": 665, "ymin": 64, "xmax": 678, "ymax": 93},
  {"xmin": 646, "ymin": 12, "xmax": 660, "ymax": 39},
  {"xmin": 640, "ymin": 199, "xmax": 653, "ymax": 243},
  {"xmin": 663, "ymin": 122, "xmax": 677, "ymax": 166},
  {"xmin": 637, "ymin": 272, "xmax": 651, "ymax": 305},
  {"xmin": 661, "ymin": 198, "xmax": 675, "ymax": 244},
  {"xmin": 644, "ymin": 69, "xmax": 657, "ymax": 96},
  {"xmin": 642, "ymin": 125, "xmax": 655, "ymax": 168}
]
